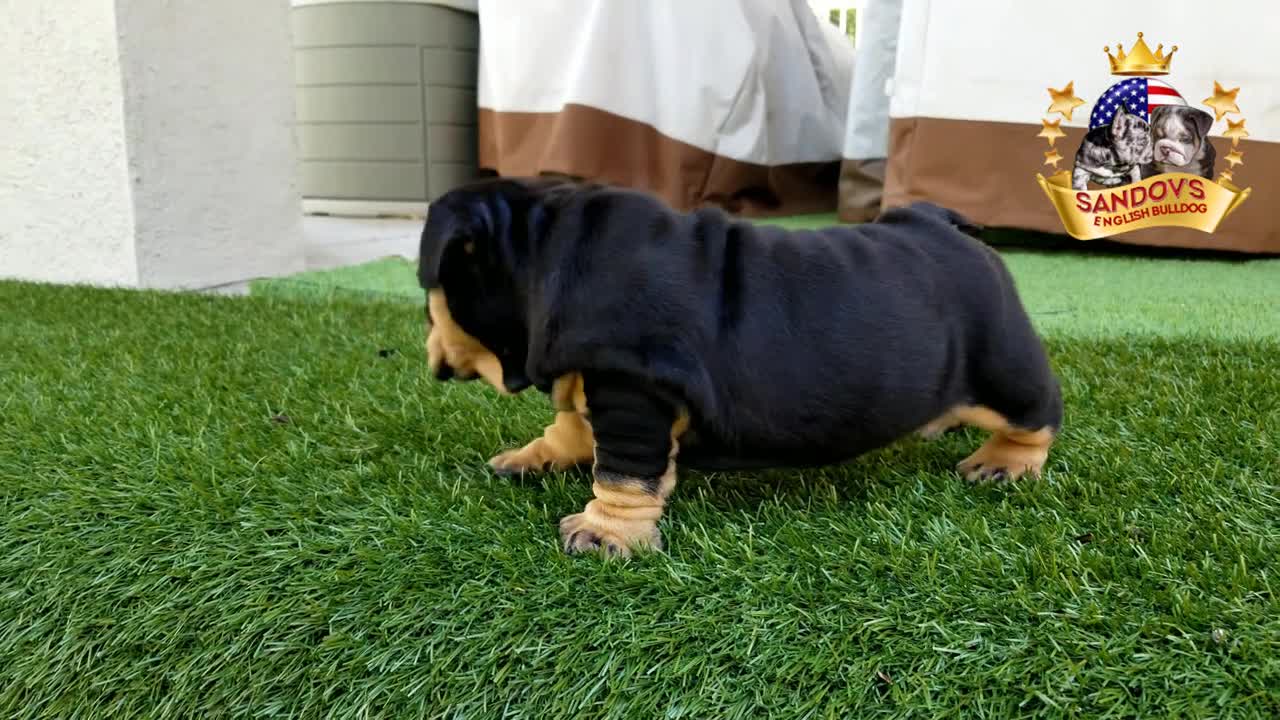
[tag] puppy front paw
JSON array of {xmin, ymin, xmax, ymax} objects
[
  {"xmin": 489, "ymin": 411, "xmax": 595, "ymax": 476},
  {"xmin": 488, "ymin": 441, "xmax": 555, "ymax": 476},
  {"xmin": 559, "ymin": 502, "xmax": 662, "ymax": 558}
]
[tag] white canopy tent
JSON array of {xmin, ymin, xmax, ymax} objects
[
  {"xmin": 476, "ymin": 0, "xmax": 856, "ymax": 215},
  {"xmin": 859, "ymin": 0, "xmax": 1278, "ymax": 252}
]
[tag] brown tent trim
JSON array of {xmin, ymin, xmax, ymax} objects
[
  {"xmin": 882, "ymin": 116, "xmax": 1278, "ymax": 254},
  {"xmin": 478, "ymin": 104, "xmax": 840, "ymax": 217}
]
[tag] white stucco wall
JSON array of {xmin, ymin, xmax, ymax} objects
[
  {"xmin": 1, "ymin": 0, "xmax": 305, "ymax": 289},
  {"xmin": 115, "ymin": 0, "xmax": 305, "ymax": 289},
  {"xmin": 0, "ymin": 0, "xmax": 140, "ymax": 287}
]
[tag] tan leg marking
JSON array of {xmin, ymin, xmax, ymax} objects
[
  {"xmin": 917, "ymin": 410, "xmax": 963, "ymax": 439},
  {"xmin": 940, "ymin": 405, "xmax": 1056, "ymax": 484},
  {"xmin": 489, "ymin": 410, "xmax": 595, "ymax": 475},
  {"xmin": 548, "ymin": 372, "xmax": 587, "ymax": 414},
  {"xmin": 559, "ymin": 414, "xmax": 689, "ymax": 558},
  {"xmin": 488, "ymin": 373, "xmax": 595, "ymax": 475},
  {"xmin": 425, "ymin": 288, "xmax": 506, "ymax": 393}
]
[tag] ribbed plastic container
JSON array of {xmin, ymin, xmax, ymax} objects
[{"xmin": 291, "ymin": 0, "xmax": 479, "ymax": 214}]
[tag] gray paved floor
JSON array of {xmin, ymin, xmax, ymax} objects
[
  {"xmin": 203, "ymin": 215, "xmax": 423, "ymax": 295},
  {"xmin": 301, "ymin": 215, "xmax": 422, "ymax": 272}
]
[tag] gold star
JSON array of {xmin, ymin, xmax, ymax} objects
[
  {"xmin": 1219, "ymin": 170, "xmax": 1234, "ymax": 184},
  {"xmin": 1046, "ymin": 81, "xmax": 1086, "ymax": 121},
  {"xmin": 1043, "ymin": 149, "xmax": 1063, "ymax": 168},
  {"xmin": 1203, "ymin": 81, "xmax": 1241, "ymax": 121},
  {"xmin": 1224, "ymin": 149, "xmax": 1245, "ymax": 168},
  {"xmin": 1037, "ymin": 118, "xmax": 1067, "ymax": 147},
  {"xmin": 1222, "ymin": 118, "xmax": 1250, "ymax": 145}
]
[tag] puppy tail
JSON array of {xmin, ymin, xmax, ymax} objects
[{"xmin": 877, "ymin": 201, "xmax": 985, "ymax": 238}]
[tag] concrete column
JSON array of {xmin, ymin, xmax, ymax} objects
[{"xmin": 1, "ymin": 0, "xmax": 305, "ymax": 290}]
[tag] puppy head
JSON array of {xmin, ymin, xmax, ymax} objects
[
  {"xmin": 1149, "ymin": 105, "xmax": 1213, "ymax": 168},
  {"xmin": 1107, "ymin": 104, "xmax": 1152, "ymax": 164},
  {"xmin": 418, "ymin": 178, "xmax": 562, "ymax": 394}
]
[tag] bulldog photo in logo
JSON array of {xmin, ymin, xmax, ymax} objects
[
  {"xmin": 1070, "ymin": 76, "xmax": 1215, "ymax": 191},
  {"xmin": 1142, "ymin": 104, "xmax": 1217, "ymax": 180}
]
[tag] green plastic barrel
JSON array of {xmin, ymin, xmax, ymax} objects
[{"xmin": 292, "ymin": 0, "xmax": 479, "ymax": 212}]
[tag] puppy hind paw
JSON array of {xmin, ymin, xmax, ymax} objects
[
  {"xmin": 958, "ymin": 461, "xmax": 1021, "ymax": 485},
  {"xmin": 956, "ymin": 435, "xmax": 1050, "ymax": 485},
  {"xmin": 918, "ymin": 424, "xmax": 963, "ymax": 441},
  {"xmin": 917, "ymin": 414, "xmax": 963, "ymax": 440}
]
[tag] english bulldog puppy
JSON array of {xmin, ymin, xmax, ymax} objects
[{"xmin": 419, "ymin": 178, "xmax": 1063, "ymax": 557}]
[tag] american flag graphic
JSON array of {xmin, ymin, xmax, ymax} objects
[{"xmin": 1088, "ymin": 78, "xmax": 1187, "ymax": 129}]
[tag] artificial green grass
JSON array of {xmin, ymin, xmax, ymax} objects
[
  {"xmin": 250, "ymin": 256, "xmax": 424, "ymax": 306},
  {"xmin": 2, "ymin": 279, "xmax": 1277, "ymax": 718},
  {"xmin": 251, "ymin": 218, "xmax": 1280, "ymax": 342},
  {"xmin": 243, "ymin": 213, "xmax": 841, "ymax": 306}
]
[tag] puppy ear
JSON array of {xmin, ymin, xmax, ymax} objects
[
  {"xmin": 1110, "ymin": 105, "xmax": 1136, "ymax": 136},
  {"xmin": 440, "ymin": 222, "xmax": 506, "ymax": 302},
  {"xmin": 1189, "ymin": 107, "xmax": 1214, "ymax": 138},
  {"xmin": 417, "ymin": 191, "xmax": 509, "ymax": 289}
]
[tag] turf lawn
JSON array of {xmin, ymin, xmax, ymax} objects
[{"xmin": 2, "ymin": 225, "xmax": 1279, "ymax": 718}]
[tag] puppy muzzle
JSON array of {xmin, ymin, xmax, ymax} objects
[
  {"xmin": 1155, "ymin": 139, "xmax": 1190, "ymax": 167},
  {"xmin": 436, "ymin": 364, "xmax": 486, "ymax": 384},
  {"xmin": 433, "ymin": 361, "xmax": 455, "ymax": 381}
]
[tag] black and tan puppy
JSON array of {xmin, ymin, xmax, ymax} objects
[{"xmin": 420, "ymin": 177, "xmax": 1063, "ymax": 557}]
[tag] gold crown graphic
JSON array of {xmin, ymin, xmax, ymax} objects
[{"xmin": 1104, "ymin": 32, "xmax": 1177, "ymax": 76}]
